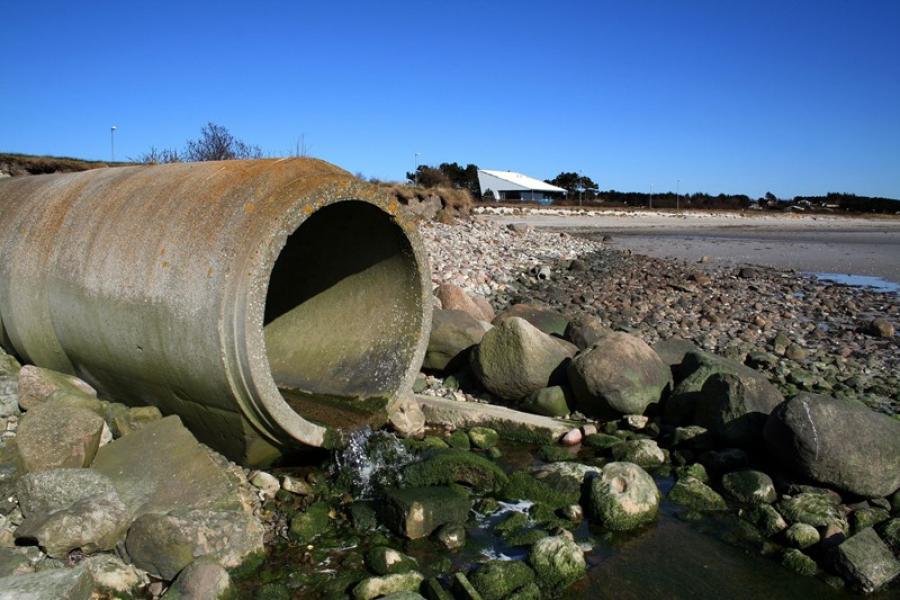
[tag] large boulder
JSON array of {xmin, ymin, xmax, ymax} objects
[
  {"xmin": 588, "ymin": 462, "xmax": 660, "ymax": 530},
  {"xmin": 721, "ymin": 470, "xmax": 776, "ymax": 505},
  {"xmin": 16, "ymin": 365, "xmax": 96, "ymax": 411},
  {"xmin": 400, "ymin": 449, "xmax": 508, "ymax": 492},
  {"xmin": 423, "ymin": 309, "xmax": 491, "ymax": 372},
  {"xmin": 521, "ymin": 386, "xmax": 571, "ymax": 417},
  {"xmin": 162, "ymin": 556, "xmax": 232, "ymax": 600},
  {"xmin": 435, "ymin": 284, "xmax": 494, "ymax": 322},
  {"xmin": 567, "ymin": 332, "xmax": 670, "ymax": 418},
  {"xmin": 564, "ymin": 315, "xmax": 612, "ymax": 350},
  {"xmin": 0, "ymin": 566, "xmax": 93, "ymax": 600},
  {"xmin": 91, "ymin": 416, "xmax": 245, "ymax": 517},
  {"xmin": 470, "ymin": 560, "xmax": 535, "ymax": 600},
  {"xmin": 379, "ymin": 486, "xmax": 471, "ymax": 540},
  {"xmin": 652, "ymin": 338, "xmax": 700, "ymax": 380},
  {"xmin": 126, "ymin": 508, "xmax": 264, "ymax": 580},
  {"xmin": 764, "ymin": 393, "xmax": 900, "ymax": 498},
  {"xmin": 688, "ymin": 373, "xmax": 782, "ymax": 447},
  {"xmin": 16, "ymin": 401, "xmax": 105, "ymax": 472},
  {"xmin": 472, "ymin": 317, "xmax": 575, "ymax": 401}
]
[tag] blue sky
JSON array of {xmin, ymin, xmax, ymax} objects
[{"xmin": 1, "ymin": 1, "xmax": 898, "ymax": 198}]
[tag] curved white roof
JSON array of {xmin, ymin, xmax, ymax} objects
[{"xmin": 478, "ymin": 169, "xmax": 566, "ymax": 193}]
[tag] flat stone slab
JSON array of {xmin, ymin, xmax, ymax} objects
[
  {"xmin": 0, "ymin": 566, "xmax": 93, "ymax": 600},
  {"xmin": 91, "ymin": 416, "xmax": 242, "ymax": 517},
  {"xmin": 414, "ymin": 394, "xmax": 573, "ymax": 444}
]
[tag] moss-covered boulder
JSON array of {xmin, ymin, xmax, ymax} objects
[
  {"xmin": 777, "ymin": 493, "xmax": 848, "ymax": 532},
  {"xmin": 528, "ymin": 534, "xmax": 586, "ymax": 590},
  {"xmin": 675, "ymin": 463, "xmax": 709, "ymax": 484},
  {"xmin": 781, "ymin": 549, "xmax": 818, "ymax": 576},
  {"xmin": 583, "ymin": 433, "xmax": 622, "ymax": 450},
  {"xmin": 447, "ymin": 430, "xmax": 471, "ymax": 450},
  {"xmin": 380, "ymin": 486, "xmax": 471, "ymax": 540},
  {"xmin": 467, "ymin": 427, "xmax": 499, "ymax": 450},
  {"xmin": 401, "ymin": 450, "xmax": 508, "ymax": 493},
  {"xmin": 506, "ymin": 582, "xmax": 541, "ymax": 600},
  {"xmin": 743, "ymin": 503, "xmax": 788, "ymax": 537},
  {"xmin": 851, "ymin": 507, "xmax": 890, "ymax": 534},
  {"xmin": 568, "ymin": 333, "xmax": 670, "ymax": 418},
  {"xmin": 721, "ymin": 470, "xmax": 776, "ymax": 504},
  {"xmin": 521, "ymin": 386, "xmax": 571, "ymax": 417},
  {"xmin": 352, "ymin": 571, "xmax": 425, "ymax": 600},
  {"xmin": 472, "ymin": 317, "xmax": 575, "ymax": 402},
  {"xmin": 469, "ymin": 560, "xmax": 535, "ymax": 600},
  {"xmin": 610, "ymin": 439, "xmax": 665, "ymax": 468},
  {"xmin": 289, "ymin": 501, "xmax": 332, "ymax": 544},
  {"xmin": 434, "ymin": 523, "xmax": 466, "ymax": 551},
  {"xmin": 366, "ymin": 546, "xmax": 418, "ymax": 575},
  {"xmin": 668, "ymin": 477, "xmax": 728, "ymax": 511},
  {"xmin": 785, "ymin": 523, "xmax": 820, "ymax": 549},
  {"xmin": 500, "ymin": 471, "xmax": 581, "ymax": 510},
  {"xmin": 588, "ymin": 462, "xmax": 660, "ymax": 531}
]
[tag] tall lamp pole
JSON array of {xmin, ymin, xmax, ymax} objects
[{"xmin": 110, "ymin": 126, "xmax": 117, "ymax": 162}]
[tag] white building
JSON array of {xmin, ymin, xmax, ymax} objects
[{"xmin": 477, "ymin": 169, "xmax": 567, "ymax": 203}]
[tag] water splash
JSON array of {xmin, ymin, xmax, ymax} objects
[{"xmin": 332, "ymin": 428, "xmax": 415, "ymax": 498}]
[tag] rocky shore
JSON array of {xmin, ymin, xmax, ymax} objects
[{"xmin": 0, "ymin": 216, "xmax": 897, "ymax": 599}]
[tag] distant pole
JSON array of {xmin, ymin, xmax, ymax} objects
[
  {"xmin": 414, "ymin": 153, "xmax": 420, "ymax": 188},
  {"xmin": 110, "ymin": 126, "xmax": 117, "ymax": 162},
  {"xmin": 676, "ymin": 179, "xmax": 680, "ymax": 210},
  {"xmin": 649, "ymin": 183, "xmax": 653, "ymax": 209}
]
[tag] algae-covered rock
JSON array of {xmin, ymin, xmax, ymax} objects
[
  {"xmin": 366, "ymin": 546, "xmax": 418, "ymax": 575},
  {"xmin": 505, "ymin": 582, "xmax": 541, "ymax": 600},
  {"xmin": 380, "ymin": 486, "xmax": 471, "ymax": 540},
  {"xmin": 743, "ymin": 503, "xmax": 788, "ymax": 537},
  {"xmin": 528, "ymin": 534, "xmax": 586, "ymax": 590},
  {"xmin": 125, "ymin": 508, "xmax": 265, "ymax": 580},
  {"xmin": 610, "ymin": 439, "xmax": 665, "ymax": 468},
  {"xmin": 675, "ymin": 463, "xmax": 709, "ymax": 484},
  {"xmin": 828, "ymin": 528, "xmax": 900, "ymax": 593},
  {"xmin": 467, "ymin": 427, "xmax": 499, "ymax": 450},
  {"xmin": 353, "ymin": 571, "xmax": 425, "ymax": 600},
  {"xmin": 588, "ymin": 462, "xmax": 660, "ymax": 531},
  {"xmin": 532, "ymin": 461, "xmax": 601, "ymax": 486},
  {"xmin": 16, "ymin": 400, "xmax": 104, "ymax": 472},
  {"xmin": 785, "ymin": 523, "xmax": 820, "ymax": 549},
  {"xmin": 521, "ymin": 386, "xmax": 571, "ymax": 417},
  {"xmin": 434, "ymin": 523, "xmax": 466, "ymax": 551},
  {"xmin": 878, "ymin": 518, "xmax": 900, "ymax": 553},
  {"xmin": 668, "ymin": 477, "xmax": 728, "ymax": 511},
  {"xmin": 422, "ymin": 577, "xmax": 453, "ymax": 600},
  {"xmin": 538, "ymin": 444, "xmax": 575, "ymax": 463},
  {"xmin": 781, "ymin": 549, "xmax": 818, "ymax": 576},
  {"xmin": 568, "ymin": 333, "xmax": 670, "ymax": 418},
  {"xmin": 447, "ymin": 430, "xmax": 471, "ymax": 450},
  {"xmin": 111, "ymin": 405, "xmax": 162, "ymax": 437},
  {"xmin": 289, "ymin": 501, "xmax": 331, "ymax": 544},
  {"xmin": 470, "ymin": 560, "xmax": 535, "ymax": 600},
  {"xmin": 501, "ymin": 471, "xmax": 580, "ymax": 510},
  {"xmin": 777, "ymin": 493, "xmax": 848, "ymax": 532},
  {"xmin": 582, "ymin": 433, "xmax": 622, "ymax": 450},
  {"xmin": 721, "ymin": 470, "xmax": 776, "ymax": 504},
  {"xmin": 401, "ymin": 449, "xmax": 508, "ymax": 492},
  {"xmin": 851, "ymin": 507, "xmax": 890, "ymax": 534},
  {"xmin": 450, "ymin": 571, "xmax": 484, "ymax": 600},
  {"xmin": 472, "ymin": 317, "xmax": 575, "ymax": 401},
  {"xmin": 0, "ymin": 348, "xmax": 21, "ymax": 378},
  {"xmin": 764, "ymin": 392, "xmax": 900, "ymax": 498}
]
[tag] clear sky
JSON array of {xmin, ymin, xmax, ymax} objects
[{"xmin": 1, "ymin": 1, "xmax": 898, "ymax": 198}]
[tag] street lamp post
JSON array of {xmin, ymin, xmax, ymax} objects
[{"xmin": 110, "ymin": 126, "xmax": 117, "ymax": 162}]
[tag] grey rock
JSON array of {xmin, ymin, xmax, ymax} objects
[
  {"xmin": 16, "ymin": 469, "xmax": 118, "ymax": 517},
  {"xmin": 0, "ymin": 377, "xmax": 18, "ymax": 418},
  {"xmin": 0, "ymin": 349, "xmax": 21, "ymax": 378},
  {"xmin": 521, "ymin": 386, "xmax": 571, "ymax": 417},
  {"xmin": 610, "ymin": 439, "xmax": 666, "ymax": 468},
  {"xmin": 16, "ymin": 366, "xmax": 96, "ymax": 411},
  {"xmin": 528, "ymin": 534, "xmax": 586, "ymax": 589},
  {"xmin": 379, "ymin": 486, "xmax": 471, "ymax": 540},
  {"xmin": 0, "ymin": 566, "xmax": 93, "ymax": 600},
  {"xmin": 126, "ymin": 508, "xmax": 264, "ymax": 580},
  {"xmin": 764, "ymin": 393, "xmax": 900, "ymax": 498},
  {"xmin": 16, "ymin": 401, "xmax": 105, "ymax": 473},
  {"xmin": 721, "ymin": 470, "xmax": 776, "ymax": 504},
  {"xmin": 81, "ymin": 554, "xmax": 145, "ymax": 595},
  {"xmin": 828, "ymin": 528, "xmax": 900, "ymax": 593},
  {"xmin": 568, "ymin": 332, "xmax": 671, "ymax": 418},
  {"xmin": 564, "ymin": 315, "xmax": 613, "ymax": 350},
  {"xmin": 353, "ymin": 571, "xmax": 425, "ymax": 600},
  {"xmin": 163, "ymin": 556, "xmax": 231, "ymax": 600},
  {"xmin": 492, "ymin": 304, "xmax": 569, "ymax": 337},
  {"xmin": 424, "ymin": 309, "xmax": 492, "ymax": 372}
]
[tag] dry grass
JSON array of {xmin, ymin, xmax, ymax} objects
[
  {"xmin": 379, "ymin": 184, "xmax": 473, "ymax": 221},
  {"xmin": 0, "ymin": 153, "xmax": 133, "ymax": 177}
]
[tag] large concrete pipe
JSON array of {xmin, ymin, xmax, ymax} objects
[{"xmin": 0, "ymin": 159, "xmax": 432, "ymax": 465}]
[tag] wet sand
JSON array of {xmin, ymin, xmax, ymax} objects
[{"xmin": 480, "ymin": 211, "xmax": 900, "ymax": 285}]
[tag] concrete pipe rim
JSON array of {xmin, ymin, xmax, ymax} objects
[{"xmin": 238, "ymin": 184, "xmax": 431, "ymax": 449}]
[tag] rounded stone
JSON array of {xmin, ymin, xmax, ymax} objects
[{"xmin": 588, "ymin": 462, "xmax": 660, "ymax": 531}]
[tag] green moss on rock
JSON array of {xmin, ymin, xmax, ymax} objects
[
  {"xmin": 289, "ymin": 502, "xmax": 332, "ymax": 544},
  {"xmin": 401, "ymin": 450, "xmax": 508, "ymax": 493},
  {"xmin": 781, "ymin": 549, "xmax": 818, "ymax": 576},
  {"xmin": 668, "ymin": 477, "xmax": 728, "ymax": 511},
  {"xmin": 500, "ymin": 471, "xmax": 580, "ymax": 510},
  {"xmin": 469, "ymin": 560, "xmax": 535, "ymax": 600},
  {"xmin": 528, "ymin": 534, "xmax": 586, "ymax": 590},
  {"xmin": 467, "ymin": 427, "xmax": 499, "ymax": 450}
]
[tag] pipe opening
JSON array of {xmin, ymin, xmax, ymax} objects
[{"xmin": 263, "ymin": 201, "xmax": 421, "ymax": 431}]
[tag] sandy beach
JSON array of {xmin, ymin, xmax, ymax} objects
[{"xmin": 478, "ymin": 208, "xmax": 900, "ymax": 285}]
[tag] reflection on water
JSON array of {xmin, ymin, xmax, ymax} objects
[{"xmin": 810, "ymin": 272, "xmax": 900, "ymax": 293}]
